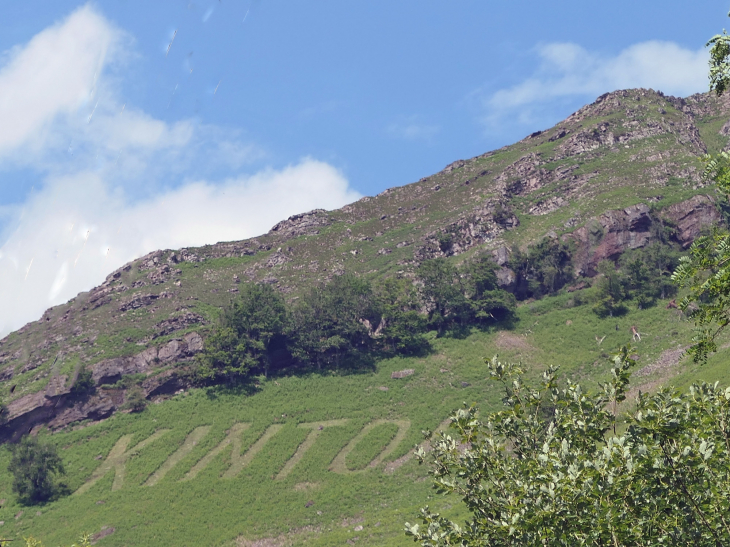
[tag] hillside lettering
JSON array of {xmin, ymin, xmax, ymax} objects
[
  {"xmin": 76, "ymin": 419, "xmax": 414, "ymax": 494},
  {"xmin": 330, "ymin": 419, "xmax": 410, "ymax": 474},
  {"xmin": 75, "ymin": 429, "xmax": 170, "ymax": 495},
  {"xmin": 276, "ymin": 420, "xmax": 349, "ymax": 480}
]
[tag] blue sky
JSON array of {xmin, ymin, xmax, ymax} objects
[{"xmin": 0, "ymin": 0, "xmax": 726, "ymax": 334}]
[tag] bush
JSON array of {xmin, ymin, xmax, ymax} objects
[
  {"xmin": 463, "ymin": 256, "xmax": 516, "ymax": 324},
  {"xmin": 509, "ymin": 238, "xmax": 574, "ymax": 300},
  {"xmin": 288, "ymin": 274, "xmax": 378, "ymax": 370},
  {"xmin": 195, "ymin": 283, "xmax": 288, "ymax": 382},
  {"xmin": 121, "ymin": 386, "xmax": 147, "ymax": 413},
  {"xmin": 416, "ymin": 258, "xmax": 471, "ymax": 334},
  {"xmin": 69, "ymin": 368, "xmax": 95, "ymax": 399},
  {"xmin": 9, "ymin": 436, "xmax": 66, "ymax": 505},
  {"xmin": 373, "ymin": 277, "xmax": 431, "ymax": 355},
  {"xmin": 408, "ymin": 348, "xmax": 730, "ymax": 546}
]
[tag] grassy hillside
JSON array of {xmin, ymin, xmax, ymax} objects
[
  {"xmin": 2, "ymin": 88, "xmax": 730, "ymax": 545},
  {"xmin": 0, "ymin": 288, "xmax": 727, "ymax": 546}
]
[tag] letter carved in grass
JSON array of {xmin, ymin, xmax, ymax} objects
[
  {"xmin": 75, "ymin": 430, "xmax": 170, "ymax": 495},
  {"xmin": 74, "ymin": 418, "xmax": 415, "ymax": 494},
  {"xmin": 330, "ymin": 419, "xmax": 410, "ymax": 474}
]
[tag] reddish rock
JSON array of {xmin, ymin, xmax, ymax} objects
[
  {"xmin": 663, "ymin": 194, "xmax": 721, "ymax": 247},
  {"xmin": 564, "ymin": 196, "xmax": 720, "ymax": 276}
]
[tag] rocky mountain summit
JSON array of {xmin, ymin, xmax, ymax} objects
[{"xmin": 1, "ymin": 87, "xmax": 729, "ymax": 441}]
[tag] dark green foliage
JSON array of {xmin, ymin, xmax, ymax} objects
[
  {"xmin": 9, "ymin": 436, "xmax": 66, "ymax": 505},
  {"xmin": 415, "ymin": 256, "xmax": 516, "ymax": 335},
  {"xmin": 509, "ymin": 238, "xmax": 574, "ymax": 300},
  {"xmin": 591, "ymin": 244, "xmax": 681, "ymax": 317},
  {"xmin": 416, "ymin": 258, "xmax": 471, "ymax": 334},
  {"xmin": 288, "ymin": 274, "xmax": 378, "ymax": 370},
  {"xmin": 491, "ymin": 203, "xmax": 512, "ymax": 227},
  {"xmin": 622, "ymin": 243, "xmax": 681, "ymax": 302},
  {"xmin": 69, "ymin": 368, "xmax": 95, "ymax": 399},
  {"xmin": 197, "ymin": 259, "xmax": 517, "ymax": 380},
  {"xmin": 121, "ymin": 387, "xmax": 147, "ymax": 413},
  {"xmin": 408, "ymin": 348, "xmax": 730, "ymax": 546},
  {"xmin": 436, "ymin": 232, "xmax": 453, "ymax": 254},
  {"xmin": 195, "ymin": 283, "xmax": 287, "ymax": 382},
  {"xmin": 373, "ymin": 277, "xmax": 430, "ymax": 355},
  {"xmin": 592, "ymin": 259, "xmax": 627, "ymax": 318},
  {"xmin": 463, "ymin": 256, "xmax": 516, "ymax": 324}
]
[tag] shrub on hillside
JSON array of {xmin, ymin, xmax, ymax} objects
[
  {"xmin": 121, "ymin": 386, "xmax": 147, "ymax": 413},
  {"xmin": 373, "ymin": 277, "xmax": 431, "ymax": 355},
  {"xmin": 590, "ymin": 244, "xmax": 681, "ymax": 317},
  {"xmin": 9, "ymin": 436, "xmax": 66, "ymax": 505},
  {"xmin": 69, "ymin": 368, "xmax": 95, "ymax": 400},
  {"xmin": 288, "ymin": 274, "xmax": 379, "ymax": 370},
  {"xmin": 462, "ymin": 256, "xmax": 517, "ymax": 324},
  {"xmin": 509, "ymin": 238, "xmax": 574, "ymax": 300},
  {"xmin": 416, "ymin": 258, "xmax": 471, "ymax": 334},
  {"xmin": 195, "ymin": 283, "xmax": 287, "ymax": 382},
  {"xmin": 408, "ymin": 348, "xmax": 730, "ymax": 546}
]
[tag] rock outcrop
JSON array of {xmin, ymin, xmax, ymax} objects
[
  {"xmin": 564, "ymin": 196, "xmax": 720, "ymax": 276},
  {"xmin": 662, "ymin": 194, "xmax": 721, "ymax": 247},
  {"xmin": 0, "ymin": 332, "xmax": 203, "ymax": 442}
]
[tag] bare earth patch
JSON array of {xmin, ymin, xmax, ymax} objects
[
  {"xmin": 293, "ymin": 482, "xmax": 319, "ymax": 492},
  {"xmin": 384, "ymin": 452, "xmax": 411, "ymax": 474},
  {"xmin": 635, "ymin": 346, "xmax": 686, "ymax": 378},
  {"xmin": 236, "ymin": 526, "xmax": 320, "ymax": 547},
  {"xmin": 495, "ymin": 332, "xmax": 535, "ymax": 352},
  {"xmin": 623, "ymin": 346, "xmax": 686, "ymax": 406}
]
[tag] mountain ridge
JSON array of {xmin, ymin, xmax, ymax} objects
[{"xmin": 1, "ymin": 86, "xmax": 729, "ymax": 440}]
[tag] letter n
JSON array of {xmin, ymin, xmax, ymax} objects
[{"xmin": 181, "ymin": 423, "xmax": 282, "ymax": 481}]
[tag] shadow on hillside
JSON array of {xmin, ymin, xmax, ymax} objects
[
  {"xmin": 440, "ymin": 316, "xmax": 519, "ymax": 340},
  {"xmin": 203, "ymin": 381, "xmax": 260, "ymax": 400}
]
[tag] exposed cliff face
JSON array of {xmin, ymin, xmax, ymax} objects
[
  {"xmin": 663, "ymin": 195, "xmax": 722, "ymax": 246},
  {"xmin": 1, "ymin": 88, "xmax": 729, "ymax": 439},
  {"xmin": 0, "ymin": 331, "xmax": 203, "ymax": 442}
]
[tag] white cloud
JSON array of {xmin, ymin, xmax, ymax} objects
[
  {"xmin": 0, "ymin": 160, "xmax": 359, "ymax": 337},
  {"xmin": 0, "ymin": 5, "xmax": 120, "ymax": 157},
  {"xmin": 0, "ymin": 6, "xmax": 361, "ymax": 337},
  {"xmin": 482, "ymin": 40, "xmax": 708, "ymax": 128}
]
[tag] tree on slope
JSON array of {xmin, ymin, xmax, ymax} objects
[
  {"xmin": 195, "ymin": 282, "xmax": 287, "ymax": 382},
  {"xmin": 9, "ymin": 435, "xmax": 66, "ymax": 505},
  {"xmin": 406, "ymin": 348, "xmax": 730, "ymax": 546},
  {"xmin": 288, "ymin": 274, "xmax": 378, "ymax": 370}
]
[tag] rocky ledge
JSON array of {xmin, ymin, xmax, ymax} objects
[{"xmin": 0, "ymin": 332, "xmax": 203, "ymax": 442}]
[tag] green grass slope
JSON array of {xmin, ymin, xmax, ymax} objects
[{"xmin": 0, "ymin": 290, "xmax": 727, "ymax": 546}]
